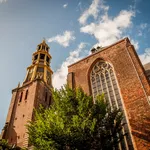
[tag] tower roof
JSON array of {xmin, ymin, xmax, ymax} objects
[
  {"xmin": 37, "ymin": 39, "xmax": 50, "ymax": 52},
  {"xmin": 22, "ymin": 39, "xmax": 53, "ymax": 87}
]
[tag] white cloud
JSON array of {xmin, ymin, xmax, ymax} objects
[
  {"xmin": 47, "ymin": 31, "xmax": 75, "ymax": 47},
  {"xmin": 77, "ymin": 2, "xmax": 82, "ymax": 11},
  {"xmin": 80, "ymin": 8, "xmax": 135, "ymax": 46},
  {"xmin": 63, "ymin": 3, "xmax": 68, "ymax": 8},
  {"xmin": 139, "ymin": 48, "xmax": 150, "ymax": 64},
  {"xmin": 131, "ymin": 39, "xmax": 139, "ymax": 50},
  {"xmin": 137, "ymin": 30, "xmax": 142, "ymax": 36},
  {"xmin": 53, "ymin": 43, "xmax": 88, "ymax": 89},
  {"xmin": 140, "ymin": 23, "xmax": 147, "ymax": 30},
  {"xmin": 78, "ymin": 0, "xmax": 102, "ymax": 25},
  {"xmin": 0, "ymin": 0, "xmax": 7, "ymax": 3},
  {"xmin": 137, "ymin": 23, "xmax": 147, "ymax": 37}
]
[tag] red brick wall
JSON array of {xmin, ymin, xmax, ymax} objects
[
  {"xmin": 68, "ymin": 38, "xmax": 150, "ymax": 150},
  {"xmin": 34, "ymin": 80, "xmax": 52, "ymax": 109},
  {"xmin": 3, "ymin": 80, "xmax": 52, "ymax": 148}
]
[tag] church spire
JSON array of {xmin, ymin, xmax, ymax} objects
[{"xmin": 23, "ymin": 39, "xmax": 53, "ymax": 87}]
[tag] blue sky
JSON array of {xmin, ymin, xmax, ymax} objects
[{"xmin": 0, "ymin": 0, "xmax": 150, "ymax": 131}]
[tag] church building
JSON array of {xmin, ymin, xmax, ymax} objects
[
  {"xmin": 68, "ymin": 37, "xmax": 150, "ymax": 150},
  {"xmin": 1, "ymin": 40, "xmax": 53, "ymax": 148},
  {"xmin": 1, "ymin": 37, "xmax": 150, "ymax": 150}
]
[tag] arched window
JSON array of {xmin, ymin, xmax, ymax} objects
[
  {"xmin": 25, "ymin": 90, "xmax": 28, "ymax": 100},
  {"xmin": 19, "ymin": 92, "xmax": 23, "ymax": 102},
  {"xmin": 38, "ymin": 45, "xmax": 41, "ymax": 50},
  {"xmin": 90, "ymin": 61, "xmax": 121, "ymax": 108},
  {"xmin": 90, "ymin": 61, "xmax": 133, "ymax": 149}
]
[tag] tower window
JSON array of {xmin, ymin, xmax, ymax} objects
[
  {"xmin": 40, "ymin": 54, "xmax": 45, "ymax": 59},
  {"xmin": 37, "ymin": 67, "xmax": 44, "ymax": 72},
  {"xmin": 46, "ymin": 56, "xmax": 50, "ymax": 63},
  {"xmin": 38, "ymin": 45, "xmax": 41, "ymax": 50},
  {"xmin": 25, "ymin": 89, "xmax": 28, "ymax": 100},
  {"xmin": 46, "ymin": 47, "xmax": 49, "ymax": 51},
  {"xmin": 45, "ymin": 92, "xmax": 47, "ymax": 102},
  {"xmin": 19, "ymin": 92, "xmax": 23, "ymax": 102},
  {"xmin": 34, "ymin": 55, "xmax": 38, "ymax": 60},
  {"xmin": 42, "ymin": 46, "xmax": 45, "ymax": 50}
]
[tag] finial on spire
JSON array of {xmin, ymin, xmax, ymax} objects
[
  {"xmin": 42, "ymin": 38, "xmax": 46, "ymax": 43},
  {"xmin": 18, "ymin": 82, "xmax": 20, "ymax": 88}
]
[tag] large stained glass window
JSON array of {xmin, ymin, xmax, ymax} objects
[{"xmin": 90, "ymin": 61, "xmax": 133, "ymax": 150}]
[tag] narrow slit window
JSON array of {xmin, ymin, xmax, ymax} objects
[
  {"xmin": 34, "ymin": 55, "xmax": 38, "ymax": 60},
  {"xmin": 19, "ymin": 92, "xmax": 23, "ymax": 102},
  {"xmin": 46, "ymin": 56, "xmax": 50, "ymax": 63},
  {"xmin": 25, "ymin": 90, "xmax": 28, "ymax": 100}
]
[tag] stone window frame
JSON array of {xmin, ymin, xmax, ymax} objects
[{"xmin": 89, "ymin": 60, "xmax": 133, "ymax": 150}]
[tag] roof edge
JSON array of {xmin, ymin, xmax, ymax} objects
[{"xmin": 68, "ymin": 37, "xmax": 130, "ymax": 68}]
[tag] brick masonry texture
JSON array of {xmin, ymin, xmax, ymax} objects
[
  {"xmin": 1, "ymin": 40, "xmax": 53, "ymax": 149},
  {"xmin": 68, "ymin": 38, "xmax": 150, "ymax": 150},
  {"xmin": 2, "ymin": 80, "xmax": 52, "ymax": 148},
  {"xmin": 144, "ymin": 63, "xmax": 150, "ymax": 83}
]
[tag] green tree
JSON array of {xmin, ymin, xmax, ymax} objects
[
  {"xmin": 0, "ymin": 139, "xmax": 22, "ymax": 150},
  {"xmin": 27, "ymin": 86, "xmax": 125, "ymax": 150},
  {"xmin": 0, "ymin": 139, "xmax": 9, "ymax": 150}
]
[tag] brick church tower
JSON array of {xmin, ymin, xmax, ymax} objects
[
  {"xmin": 68, "ymin": 38, "xmax": 150, "ymax": 150},
  {"xmin": 1, "ymin": 40, "xmax": 53, "ymax": 148}
]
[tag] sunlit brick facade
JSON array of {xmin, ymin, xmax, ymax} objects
[
  {"xmin": 1, "ymin": 40, "xmax": 53, "ymax": 148},
  {"xmin": 68, "ymin": 38, "xmax": 150, "ymax": 150}
]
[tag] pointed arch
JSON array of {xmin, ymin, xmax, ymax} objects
[
  {"xmin": 88, "ymin": 59, "xmax": 134, "ymax": 149},
  {"xmin": 87, "ymin": 58, "xmax": 107, "ymax": 95}
]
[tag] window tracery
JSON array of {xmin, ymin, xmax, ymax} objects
[{"xmin": 90, "ymin": 61, "xmax": 133, "ymax": 150}]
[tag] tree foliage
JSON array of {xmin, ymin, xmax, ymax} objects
[
  {"xmin": 27, "ymin": 86, "xmax": 125, "ymax": 150},
  {"xmin": 0, "ymin": 139, "xmax": 22, "ymax": 150}
]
